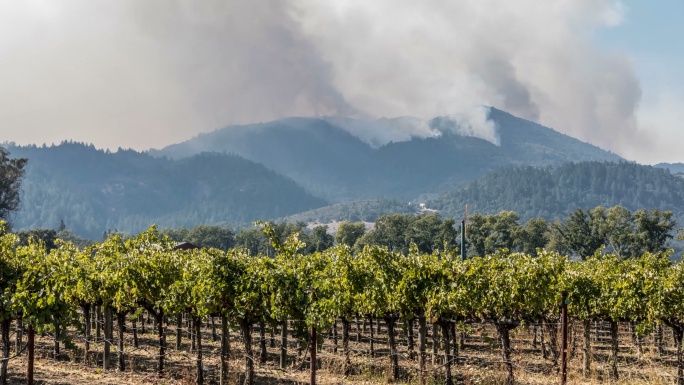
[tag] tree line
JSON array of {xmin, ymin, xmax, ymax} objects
[
  {"xmin": 17, "ymin": 205, "xmax": 675, "ymax": 262},
  {"xmin": 465, "ymin": 206, "xmax": 676, "ymax": 259},
  {"xmin": 230, "ymin": 205, "xmax": 675, "ymax": 260}
]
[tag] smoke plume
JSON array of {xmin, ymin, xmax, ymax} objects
[{"xmin": 0, "ymin": 0, "xmax": 657, "ymax": 159}]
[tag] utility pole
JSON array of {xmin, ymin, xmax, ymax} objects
[
  {"xmin": 460, "ymin": 204, "xmax": 468, "ymax": 260},
  {"xmin": 460, "ymin": 220, "xmax": 466, "ymax": 260},
  {"xmin": 310, "ymin": 325, "xmax": 317, "ymax": 385}
]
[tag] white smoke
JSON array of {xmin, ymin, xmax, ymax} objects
[
  {"xmin": 292, "ymin": 0, "xmax": 639, "ymax": 152},
  {"xmin": 0, "ymin": 0, "xmax": 662, "ymax": 160},
  {"xmin": 325, "ymin": 106, "xmax": 499, "ymax": 147},
  {"xmin": 434, "ymin": 108, "xmax": 501, "ymax": 146},
  {"xmin": 323, "ymin": 116, "xmax": 436, "ymax": 148}
]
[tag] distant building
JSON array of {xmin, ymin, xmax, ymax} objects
[{"xmin": 174, "ymin": 242, "xmax": 199, "ymax": 250}]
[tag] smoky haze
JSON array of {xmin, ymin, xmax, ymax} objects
[{"xmin": 0, "ymin": 1, "xmax": 657, "ymax": 160}]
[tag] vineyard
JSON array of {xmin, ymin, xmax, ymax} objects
[{"xmin": 2, "ymin": 222, "xmax": 684, "ymax": 385}]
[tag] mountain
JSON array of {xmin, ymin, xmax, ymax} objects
[
  {"xmin": 150, "ymin": 117, "xmax": 374, "ymax": 202},
  {"xmin": 428, "ymin": 161, "xmax": 684, "ymax": 223},
  {"xmin": 8, "ymin": 142, "xmax": 326, "ymax": 238},
  {"xmin": 151, "ymin": 108, "xmax": 623, "ymax": 202}
]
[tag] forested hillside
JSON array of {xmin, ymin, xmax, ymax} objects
[
  {"xmin": 8, "ymin": 142, "xmax": 326, "ymax": 238},
  {"xmin": 429, "ymin": 162, "xmax": 684, "ymax": 223},
  {"xmin": 153, "ymin": 109, "xmax": 622, "ymax": 201},
  {"xmin": 282, "ymin": 162, "xmax": 684, "ymax": 229}
]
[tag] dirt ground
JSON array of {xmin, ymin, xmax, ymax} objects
[{"xmin": 3, "ymin": 319, "xmax": 681, "ymax": 384}]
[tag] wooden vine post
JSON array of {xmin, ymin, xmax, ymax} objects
[{"xmin": 560, "ymin": 291, "xmax": 568, "ymax": 385}]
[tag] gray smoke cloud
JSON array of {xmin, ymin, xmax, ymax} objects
[
  {"xmin": 293, "ymin": 0, "xmax": 643, "ymax": 153},
  {"xmin": 0, "ymin": 0, "xmax": 655, "ymax": 159},
  {"xmin": 0, "ymin": 0, "xmax": 361, "ymax": 150}
]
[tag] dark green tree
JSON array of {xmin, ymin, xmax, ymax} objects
[
  {"xmin": 560, "ymin": 208, "xmax": 605, "ymax": 259},
  {"xmin": 16, "ymin": 229, "xmax": 58, "ymax": 252},
  {"xmin": 484, "ymin": 211, "xmax": 522, "ymax": 253},
  {"xmin": 0, "ymin": 147, "xmax": 27, "ymax": 222},
  {"xmin": 55, "ymin": 229, "xmax": 93, "ymax": 249},
  {"xmin": 355, "ymin": 213, "xmax": 457, "ymax": 254},
  {"xmin": 235, "ymin": 228, "xmax": 269, "ymax": 256},
  {"xmin": 187, "ymin": 225, "xmax": 235, "ymax": 251},
  {"xmin": 307, "ymin": 225, "xmax": 334, "ymax": 253},
  {"xmin": 235, "ymin": 221, "xmax": 309, "ymax": 256},
  {"xmin": 406, "ymin": 213, "xmax": 458, "ymax": 253},
  {"xmin": 546, "ymin": 219, "xmax": 571, "ymax": 255},
  {"xmin": 465, "ymin": 213, "xmax": 489, "ymax": 257},
  {"xmin": 355, "ymin": 214, "xmax": 413, "ymax": 253},
  {"xmin": 634, "ymin": 209, "xmax": 675, "ymax": 254},
  {"xmin": 160, "ymin": 227, "xmax": 190, "ymax": 242},
  {"xmin": 335, "ymin": 221, "xmax": 366, "ymax": 248},
  {"xmin": 516, "ymin": 217, "xmax": 549, "ymax": 255},
  {"xmin": 600, "ymin": 206, "xmax": 638, "ymax": 258},
  {"xmin": 465, "ymin": 211, "xmax": 522, "ymax": 257}
]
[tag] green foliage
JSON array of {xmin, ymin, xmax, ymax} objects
[
  {"xmin": 633, "ymin": 209, "xmax": 675, "ymax": 255},
  {"xmin": 600, "ymin": 206, "xmax": 637, "ymax": 258},
  {"xmin": 356, "ymin": 213, "xmax": 457, "ymax": 254},
  {"xmin": 554, "ymin": 206, "xmax": 675, "ymax": 259},
  {"xmin": 307, "ymin": 225, "xmax": 334, "ymax": 253},
  {"xmin": 50, "ymin": 240, "xmax": 99, "ymax": 309},
  {"xmin": 399, "ymin": 248, "xmax": 451, "ymax": 320},
  {"xmin": 517, "ymin": 217, "xmax": 549, "ymax": 255},
  {"xmin": 234, "ymin": 228, "xmax": 269, "ymax": 256},
  {"xmin": 465, "ymin": 211, "xmax": 522, "ymax": 257},
  {"xmin": 558, "ymin": 208, "xmax": 605, "ymax": 258},
  {"xmin": 0, "ymin": 222, "xmax": 20, "ymax": 323},
  {"xmin": 205, "ymin": 248, "xmax": 248, "ymax": 317},
  {"xmin": 12, "ymin": 237, "xmax": 75, "ymax": 333},
  {"xmin": 162, "ymin": 225, "xmax": 235, "ymax": 251},
  {"xmin": 335, "ymin": 221, "xmax": 366, "ymax": 247},
  {"xmin": 55, "ymin": 229, "xmax": 93, "ymax": 249},
  {"xmin": 16, "ymin": 228, "xmax": 57, "ymax": 252},
  {"xmin": 355, "ymin": 246, "xmax": 404, "ymax": 318},
  {"xmin": 0, "ymin": 147, "xmax": 27, "ymax": 222},
  {"xmin": 466, "ymin": 251, "xmax": 565, "ymax": 324},
  {"xmin": 651, "ymin": 257, "xmax": 684, "ymax": 330},
  {"xmin": 310, "ymin": 246, "xmax": 363, "ymax": 324},
  {"xmin": 237, "ymin": 220, "xmax": 334, "ymax": 256}
]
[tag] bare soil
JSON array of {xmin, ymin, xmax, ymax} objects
[{"xmin": 3, "ymin": 318, "xmax": 680, "ymax": 384}]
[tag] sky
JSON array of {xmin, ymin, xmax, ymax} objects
[{"xmin": 0, "ymin": 1, "xmax": 682, "ymax": 164}]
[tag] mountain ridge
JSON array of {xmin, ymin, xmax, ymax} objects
[
  {"xmin": 8, "ymin": 142, "xmax": 327, "ymax": 238},
  {"xmin": 151, "ymin": 108, "xmax": 623, "ymax": 201}
]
